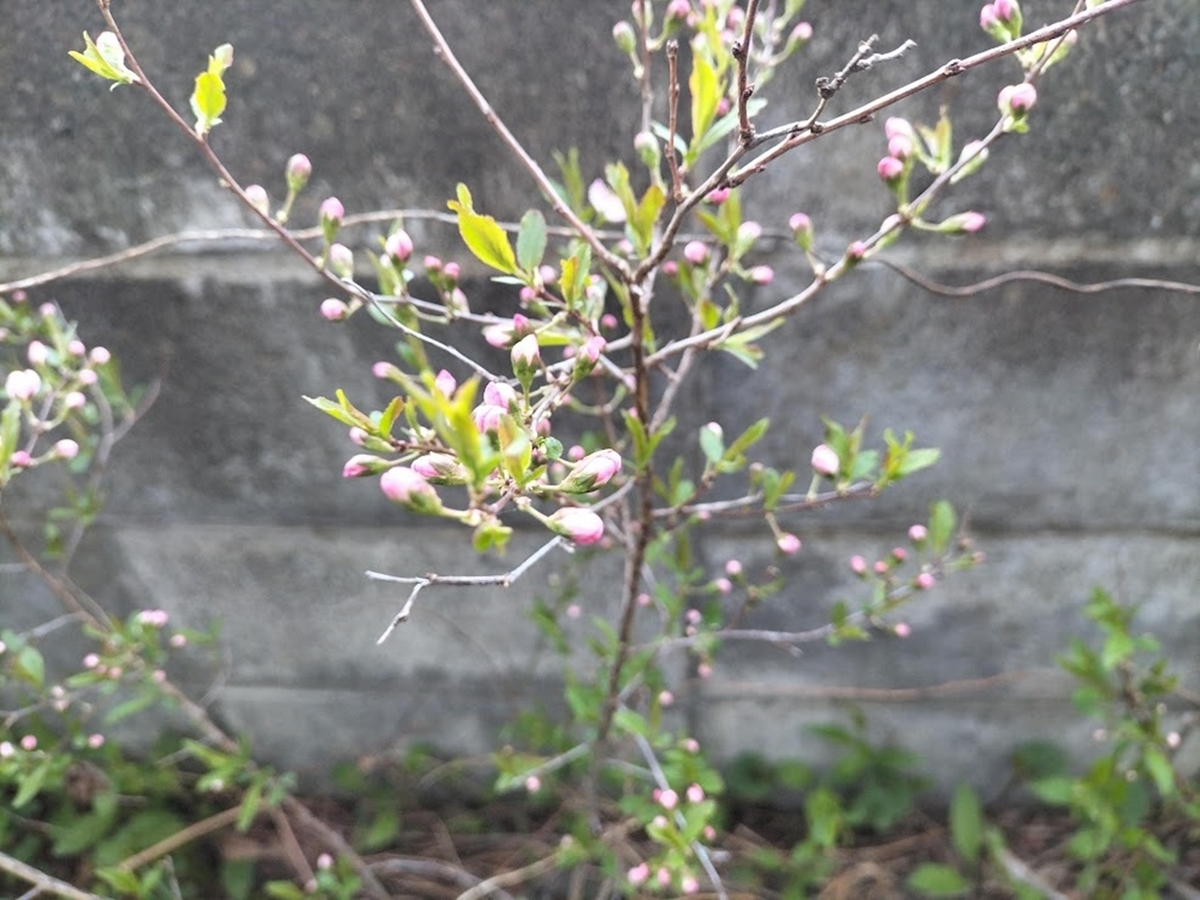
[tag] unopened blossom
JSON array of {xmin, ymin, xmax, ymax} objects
[
  {"xmin": 737, "ymin": 221, "xmax": 762, "ymax": 244},
  {"xmin": 706, "ymin": 186, "xmax": 730, "ymax": 205},
  {"xmin": 442, "ymin": 261, "xmax": 461, "ymax": 281},
  {"xmin": 89, "ymin": 347, "xmax": 111, "ymax": 365},
  {"xmin": 850, "ymin": 555, "xmax": 867, "ymax": 575},
  {"xmin": 434, "ymin": 369, "xmax": 457, "ymax": 398},
  {"xmin": 328, "ymin": 243, "xmax": 354, "ymax": 279},
  {"xmin": 748, "ymin": 265, "xmax": 774, "ymax": 285},
  {"xmin": 27, "ymin": 341, "xmax": 48, "ymax": 365},
  {"xmin": 68, "ymin": 339, "xmax": 86, "ymax": 356},
  {"xmin": 627, "ymin": 863, "xmax": 650, "ymax": 886},
  {"xmin": 547, "ymin": 507, "xmax": 605, "ymax": 545},
  {"xmin": 658, "ymin": 689, "xmax": 674, "ymax": 707},
  {"xmin": 715, "ymin": 578, "xmax": 732, "ymax": 594},
  {"xmin": 683, "ymin": 240, "xmax": 709, "ymax": 265},
  {"xmin": 777, "ymin": 533, "xmax": 801, "ymax": 555},
  {"xmin": 697, "ymin": 662, "xmax": 713, "ymax": 679},
  {"xmin": 79, "ymin": 368, "xmax": 98, "ymax": 386},
  {"xmin": 790, "ymin": 21, "xmax": 813, "ymax": 43},
  {"xmin": 285, "ymin": 153, "xmax": 312, "ymax": 192},
  {"xmin": 410, "ymin": 452, "xmax": 469, "ymax": 485},
  {"xmin": 320, "ymin": 298, "xmax": 349, "ymax": 321},
  {"xmin": 342, "ymin": 454, "xmax": 389, "ymax": 478},
  {"xmin": 682, "ymin": 875, "xmax": 700, "ymax": 894},
  {"xmin": 525, "ymin": 775, "xmax": 541, "ymax": 793},
  {"xmin": 888, "ymin": 134, "xmax": 913, "ymax": 160},
  {"xmin": 811, "ymin": 443, "xmax": 839, "ymax": 476},
  {"xmin": 909, "ymin": 524, "xmax": 928, "ymax": 542},
  {"xmin": 9, "ymin": 450, "xmax": 31, "ymax": 468},
  {"xmin": 21, "ymin": 735, "xmax": 38, "ymax": 751},
  {"xmin": 915, "ymin": 572, "xmax": 936, "ymax": 590},
  {"xmin": 87, "ymin": 733, "xmax": 105, "ymax": 749},
  {"xmin": 999, "ymin": 83, "xmax": 1037, "ymax": 118},
  {"xmin": 423, "ymin": 254, "xmax": 442, "ymax": 272},
  {"xmin": 64, "ymin": 391, "xmax": 87, "ymax": 410},
  {"xmin": 316, "ymin": 853, "xmax": 334, "ymax": 871},
  {"xmin": 893, "ymin": 547, "xmax": 908, "ymax": 561},
  {"xmin": 83, "ymin": 653, "xmax": 101, "ymax": 668},
  {"xmin": 657, "ymin": 788, "xmax": 679, "ymax": 811},
  {"xmin": 894, "ymin": 622, "xmax": 912, "ymax": 638},
  {"xmin": 877, "ymin": 156, "xmax": 905, "ymax": 181},
  {"xmin": 725, "ymin": 559, "xmax": 742, "ymax": 576},
  {"xmin": 558, "ymin": 449, "xmax": 622, "ymax": 493},
  {"xmin": 244, "ymin": 184, "xmax": 270, "ymax": 216},
  {"xmin": 384, "ymin": 229, "xmax": 413, "ymax": 261},
  {"xmin": 137, "ymin": 609, "xmax": 169, "ymax": 627},
  {"xmin": 5, "ymin": 369, "xmax": 41, "ymax": 401},
  {"xmin": 657, "ymin": 868, "xmax": 672, "ymax": 887},
  {"xmin": 612, "ymin": 20, "xmax": 637, "ymax": 54},
  {"xmin": 511, "ymin": 334, "xmax": 541, "ymax": 381},
  {"xmin": 54, "ymin": 439, "xmax": 79, "ymax": 460},
  {"xmin": 379, "ymin": 466, "xmax": 444, "ymax": 514},
  {"xmin": 874, "ymin": 560, "xmax": 889, "ymax": 574},
  {"xmin": 0, "ymin": 742, "xmax": 13, "ymax": 758},
  {"xmin": 581, "ymin": 334, "xmax": 606, "ymax": 364},
  {"xmin": 789, "ymin": 212, "xmax": 814, "ymax": 250},
  {"xmin": 169, "ymin": 633, "xmax": 187, "ymax": 648}
]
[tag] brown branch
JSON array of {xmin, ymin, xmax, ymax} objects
[
  {"xmin": 734, "ymin": 0, "xmax": 761, "ymax": 145},
  {"xmin": 0, "ymin": 849, "xmax": 111, "ymax": 900},
  {"xmin": 878, "ymin": 259, "xmax": 1200, "ymax": 298},
  {"xmin": 118, "ymin": 805, "xmax": 244, "ymax": 872},
  {"xmin": 454, "ymin": 851, "xmax": 560, "ymax": 900},
  {"xmin": 666, "ymin": 41, "xmax": 684, "ymax": 202},
  {"xmin": 0, "ymin": 510, "xmax": 107, "ymax": 629}
]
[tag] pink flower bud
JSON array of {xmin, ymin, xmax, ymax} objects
[
  {"xmin": 874, "ymin": 560, "xmax": 889, "ymax": 574},
  {"xmin": 286, "ymin": 153, "xmax": 312, "ymax": 192},
  {"xmin": 87, "ymin": 733, "xmax": 105, "ymax": 748},
  {"xmin": 169, "ymin": 633, "xmax": 187, "ymax": 648},
  {"xmin": 915, "ymin": 572, "xmax": 936, "ymax": 590},
  {"xmin": 877, "ymin": 156, "xmax": 905, "ymax": 181},
  {"xmin": 559, "ymin": 448, "xmax": 622, "ymax": 493},
  {"xmin": 738, "ymin": 221, "xmax": 762, "ymax": 245},
  {"xmin": 423, "ymin": 254, "xmax": 442, "ymax": 272},
  {"xmin": 847, "ymin": 240, "xmax": 868, "ymax": 261},
  {"xmin": 810, "ymin": 443, "xmax": 839, "ymax": 476},
  {"xmin": 993, "ymin": 0, "xmax": 1018, "ymax": 20},
  {"xmin": 78, "ymin": 368, "xmax": 98, "ymax": 386},
  {"xmin": 777, "ymin": 533, "xmax": 801, "ymax": 554},
  {"xmin": 410, "ymin": 452, "xmax": 469, "ymax": 485},
  {"xmin": 748, "ymin": 265, "xmax": 774, "ymax": 285},
  {"xmin": 89, "ymin": 347, "xmax": 111, "ymax": 365},
  {"xmin": 687, "ymin": 783, "xmax": 705, "ymax": 803},
  {"xmin": 54, "ymin": 439, "xmax": 79, "ymax": 460},
  {"xmin": 316, "ymin": 853, "xmax": 334, "ymax": 871},
  {"xmin": 83, "ymin": 653, "xmax": 100, "ymax": 668},
  {"xmin": 328, "ymin": 243, "xmax": 354, "ymax": 279},
  {"xmin": 980, "ymin": 3, "xmax": 1000, "ymax": 29},
  {"xmin": 683, "ymin": 240, "xmax": 709, "ymax": 265},
  {"xmin": 657, "ymin": 867, "xmax": 672, "ymax": 887},
  {"xmin": 525, "ymin": 775, "xmax": 541, "ymax": 793},
  {"xmin": 9, "ymin": 450, "xmax": 31, "ymax": 468},
  {"xmin": 443, "ymin": 261, "xmax": 461, "ymax": 281},
  {"xmin": 547, "ymin": 507, "xmax": 605, "ymax": 544},
  {"xmin": 725, "ymin": 559, "xmax": 742, "ymax": 576},
  {"xmin": 379, "ymin": 466, "xmax": 444, "ymax": 514},
  {"xmin": 850, "ymin": 555, "xmax": 867, "ymax": 574},
  {"xmin": 64, "ymin": 392, "xmax": 86, "ymax": 410},
  {"xmin": 791, "ymin": 21, "xmax": 813, "ymax": 43},
  {"xmin": 612, "ymin": 20, "xmax": 637, "ymax": 54},
  {"xmin": 681, "ymin": 875, "xmax": 699, "ymax": 894},
  {"xmin": 27, "ymin": 341, "xmax": 48, "ymax": 366},
  {"xmin": 512, "ymin": 334, "xmax": 541, "ymax": 380},
  {"xmin": 342, "ymin": 454, "xmax": 389, "ymax": 478},
  {"xmin": 68, "ymin": 339, "xmax": 86, "ymax": 356},
  {"xmin": 908, "ymin": 524, "xmax": 928, "ymax": 542},
  {"xmin": 894, "ymin": 622, "xmax": 912, "ymax": 638},
  {"xmin": 5, "ymin": 369, "xmax": 41, "ymax": 401},
  {"xmin": 657, "ymin": 788, "xmax": 679, "ymax": 810},
  {"xmin": 385, "ymin": 229, "xmax": 414, "ymax": 261},
  {"xmin": 884, "ymin": 117, "xmax": 914, "ymax": 141},
  {"xmin": 20, "ymin": 735, "xmax": 37, "ymax": 751},
  {"xmin": 349, "ymin": 427, "xmax": 368, "ymax": 446},
  {"xmin": 627, "ymin": 863, "xmax": 650, "ymax": 886},
  {"xmin": 320, "ymin": 298, "xmax": 349, "ymax": 321},
  {"xmin": 484, "ymin": 381, "xmax": 517, "ymax": 411},
  {"xmin": 999, "ymin": 83, "xmax": 1037, "ymax": 118},
  {"xmin": 887, "ymin": 134, "xmax": 913, "ymax": 160},
  {"xmin": 39, "ymin": 303, "xmax": 56, "ymax": 318},
  {"xmin": 715, "ymin": 577, "xmax": 731, "ymax": 594},
  {"xmin": 588, "ymin": 178, "xmax": 627, "ymax": 223},
  {"xmin": 434, "ymin": 369, "xmax": 457, "ymax": 397},
  {"xmin": 244, "ymin": 184, "xmax": 270, "ymax": 216},
  {"xmin": 319, "ymin": 196, "xmax": 344, "ymax": 228},
  {"xmin": 705, "ymin": 187, "xmax": 730, "ymax": 205},
  {"xmin": 372, "ymin": 361, "xmax": 398, "ymax": 379}
]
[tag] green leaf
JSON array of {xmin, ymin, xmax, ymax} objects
[
  {"xmin": 516, "ymin": 209, "xmax": 547, "ymax": 275},
  {"xmin": 68, "ymin": 31, "xmax": 139, "ymax": 88},
  {"xmin": 907, "ymin": 862, "xmax": 970, "ymax": 896},
  {"xmin": 1027, "ymin": 775, "xmax": 1074, "ymax": 806},
  {"xmin": 688, "ymin": 54, "xmax": 720, "ymax": 156},
  {"xmin": 928, "ymin": 500, "xmax": 957, "ymax": 555},
  {"xmin": 698, "ymin": 424, "xmax": 724, "ymax": 464},
  {"xmin": 303, "ymin": 392, "xmax": 373, "ymax": 430},
  {"xmin": 612, "ymin": 706, "xmax": 650, "ymax": 738},
  {"xmin": 1143, "ymin": 746, "xmax": 1175, "ymax": 797},
  {"xmin": 95, "ymin": 867, "xmax": 142, "ymax": 894},
  {"xmin": 238, "ymin": 779, "xmax": 263, "ymax": 832},
  {"xmin": 447, "ymin": 184, "xmax": 517, "ymax": 274},
  {"xmin": 949, "ymin": 783, "xmax": 983, "ymax": 863},
  {"xmin": 13, "ymin": 643, "xmax": 44, "ymax": 688},
  {"xmin": 12, "ymin": 758, "xmax": 52, "ymax": 808},
  {"xmin": 104, "ymin": 688, "xmax": 158, "ymax": 724},
  {"xmin": 190, "ymin": 70, "xmax": 226, "ymax": 136},
  {"xmin": 803, "ymin": 787, "xmax": 842, "ymax": 849},
  {"xmin": 631, "ymin": 184, "xmax": 665, "ymax": 254},
  {"xmin": 51, "ymin": 793, "xmax": 119, "ymax": 856}
]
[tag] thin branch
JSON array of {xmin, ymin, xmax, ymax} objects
[
  {"xmin": 370, "ymin": 857, "xmax": 517, "ymax": 900},
  {"xmin": 734, "ymin": 0, "xmax": 1148, "ymax": 178},
  {"xmin": 733, "ymin": 0, "xmax": 762, "ymax": 145},
  {"xmin": 454, "ymin": 851, "xmax": 561, "ymax": 900},
  {"xmin": 406, "ymin": 0, "xmax": 631, "ymax": 280},
  {"xmin": 117, "ymin": 806, "xmax": 244, "ymax": 872},
  {"xmin": 0, "ymin": 850, "xmax": 111, "ymax": 900},
  {"xmin": 368, "ymin": 535, "xmax": 567, "ymax": 641},
  {"xmin": 878, "ymin": 259, "xmax": 1200, "ymax": 298},
  {"xmin": 666, "ymin": 41, "xmax": 684, "ymax": 202}
]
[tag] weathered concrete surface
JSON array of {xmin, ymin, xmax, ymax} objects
[{"xmin": 2, "ymin": 0, "xmax": 1199, "ymax": 794}]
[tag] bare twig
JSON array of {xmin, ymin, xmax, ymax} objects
[
  {"xmin": 454, "ymin": 851, "xmax": 561, "ymax": 900},
  {"xmin": 733, "ymin": 0, "xmax": 762, "ymax": 145},
  {"xmin": 878, "ymin": 259, "xmax": 1200, "ymax": 298},
  {"xmin": 117, "ymin": 806, "xmax": 245, "ymax": 872},
  {"xmin": 0, "ymin": 850, "xmax": 111, "ymax": 900},
  {"xmin": 370, "ymin": 857, "xmax": 517, "ymax": 900},
  {"xmin": 666, "ymin": 41, "xmax": 684, "ymax": 201},
  {"xmin": 368, "ymin": 536, "xmax": 567, "ymax": 641}
]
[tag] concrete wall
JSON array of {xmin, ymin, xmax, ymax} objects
[{"xmin": 2, "ymin": 1, "xmax": 1198, "ymax": 795}]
